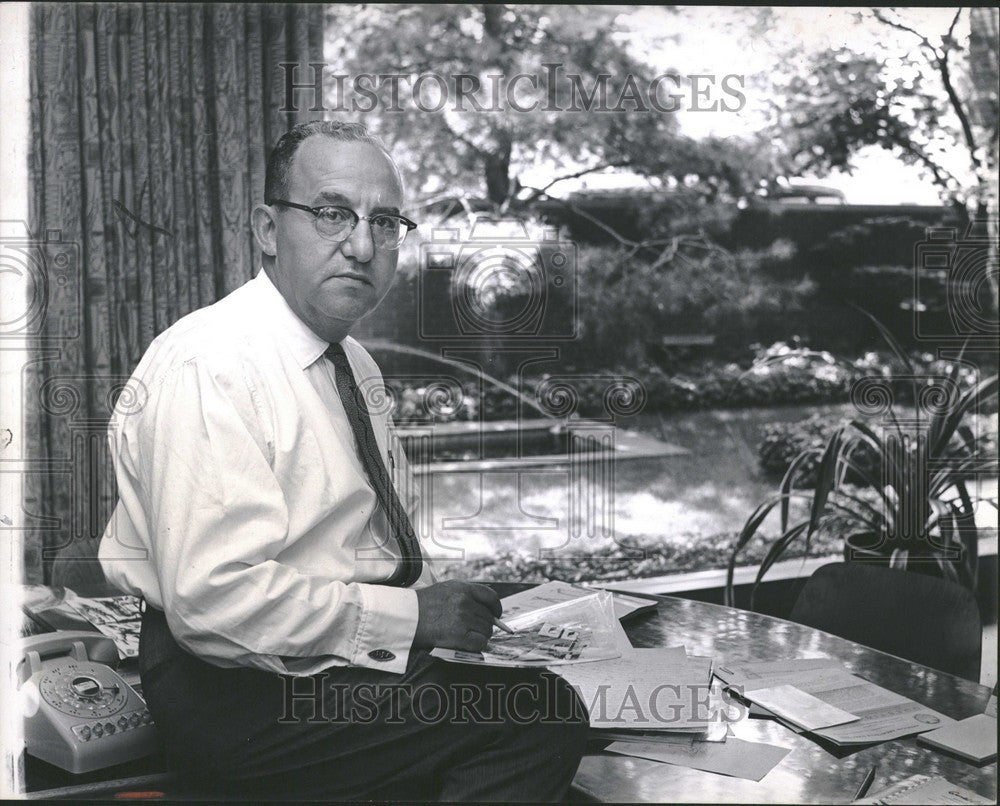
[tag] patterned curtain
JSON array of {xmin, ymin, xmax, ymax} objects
[{"xmin": 24, "ymin": 3, "xmax": 324, "ymax": 587}]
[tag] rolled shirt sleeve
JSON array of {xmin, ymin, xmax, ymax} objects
[{"xmin": 116, "ymin": 354, "xmax": 419, "ymax": 676}]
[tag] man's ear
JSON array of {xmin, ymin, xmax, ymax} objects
[{"xmin": 252, "ymin": 203, "xmax": 278, "ymax": 257}]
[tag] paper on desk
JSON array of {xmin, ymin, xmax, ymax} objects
[
  {"xmin": 499, "ymin": 580, "xmax": 658, "ymax": 622},
  {"xmin": 608, "ymin": 612, "xmax": 636, "ymax": 653},
  {"xmin": 984, "ymin": 695, "xmax": 997, "ymax": 719},
  {"xmin": 853, "ymin": 773, "xmax": 994, "ymax": 804},
  {"xmin": 745, "ymin": 684, "xmax": 859, "ymax": 731},
  {"xmin": 595, "ymin": 721, "xmax": 730, "ymax": 744},
  {"xmin": 718, "ymin": 659, "xmax": 848, "ymax": 734},
  {"xmin": 605, "ymin": 591, "xmax": 662, "ymax": 620},
  {"xmin": 555, "ymin": 648, "xmax": 718, "ymax": 731},
  {"xmin": 918, "ymin": 713, "xmax": 997, "ymax": 764},
  {"xmin": 740, "ymin": 667, "xmax": 955, "ymax": 745},
  {"xmin": 606, "ymin": 736, "xmax": 791, "ymax": 781},
  {"xmin": 682, "ymin": 655, "xmax": 715, "ymax": 681},
  {"xmin": 748, "ymin": 703, "xmax": 807, "ymax": 736},
  {"xmin": 714, "ymin": 657, "xmax": 844, "ymax": 687}
]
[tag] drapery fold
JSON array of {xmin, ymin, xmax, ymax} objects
[{"xmin": 25, "ymin": 3, "xmax": 324, "ymax": 585}]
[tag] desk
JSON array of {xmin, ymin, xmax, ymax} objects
[
  {"xmin": 571, "ymin": 592, "xmax": 997, "ymax": 804},
  {"xmin": 22, "ymin": 584, "xmax": 998, "ymax": 802}
]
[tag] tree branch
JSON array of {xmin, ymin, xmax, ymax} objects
[
  {"xmin": 873, "ymin": 9, "xmax": 983, "ymax": 189},
  {"xmin": 892, "ymin": 136, "xmax": 961, "ymax": 190},
  {"xmin": 871, "ymin": 8, "xmax": 932, "ymax": 48},
  {"xmin": 518, "ymin": 187, "xmax": 639, "ymax": 247},
  {"xmin": 945, "ymin": 8, "xmax": 962, "ymax": 43},
  {"xmin": 518, "ymin": 160, "xmax": 636, "ymax": 203},
  {"xmin": 935, "ymin": 51, "xmax": 982, "ymax": 175},
  {"xmin": 443, "ymin": 123, "xmax": 487, "ymax": 158}
]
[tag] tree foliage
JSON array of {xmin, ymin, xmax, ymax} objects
[
  {"xmin": 769, "ymin": 8, "xmax": 998, "ymax": 215},
  {"xmin": 326, "ymin": 4, "xmax": 773, "ymax": 206}
]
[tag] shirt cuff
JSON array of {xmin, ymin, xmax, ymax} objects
[{"xmin": 353, "ymin": 584, "xmax": 420, "ymax": 675}]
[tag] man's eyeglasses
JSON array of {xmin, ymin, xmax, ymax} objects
[{"xmin": 268, "ymin": 200, "xmax": 418, "ymax": 250}]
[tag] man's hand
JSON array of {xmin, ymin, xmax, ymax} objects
[{"xmin": 413, "ymin": 581, "xmax": 502, "ymax": 652}]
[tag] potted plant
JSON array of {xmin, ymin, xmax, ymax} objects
[{"xmin": 726, "ymin": 316, "xmax": 998, "ymax": 609}]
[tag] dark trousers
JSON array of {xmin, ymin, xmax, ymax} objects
[{"xmin": 139, "ymin": 607, "xmax": 590, "ymax": 801}]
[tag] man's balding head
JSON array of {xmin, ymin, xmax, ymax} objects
[{"xmin": 264, "ymin": 121, "xmax": 399, "ymax": 205}]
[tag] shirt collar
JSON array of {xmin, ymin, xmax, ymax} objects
[{"xmin": 249, "ymin": 269, "xmax": 330, "ymax": 370}]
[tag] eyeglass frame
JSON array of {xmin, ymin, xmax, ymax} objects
[{"xmin": 267, "ymin": 199, "xmax": 419, "ymax": 250}]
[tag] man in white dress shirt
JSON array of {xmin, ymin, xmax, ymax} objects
[{"xmin": 98, "ymin": 121, "xmax": 588, "ymax": 800}]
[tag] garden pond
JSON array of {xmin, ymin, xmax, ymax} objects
[{"xmin": 402, "ymin": 403, "xmax": 998, "ymax": 581}]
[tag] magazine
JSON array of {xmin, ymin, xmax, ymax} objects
[{"xmin": 21, "ymin": 585, "xmax": 141, "ymax": 659}]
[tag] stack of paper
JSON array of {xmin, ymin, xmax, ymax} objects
[
  {"xmin": 590, "ymin": 651, "xmax": 793, "ymax": 782},
  {"xmin": 555, "ymin": 646, "xmax": 722, "ymax": 737},
  {"xmin": 494, "ymin": 587, "xmax": 795, "ymax": 782},
  {"xmin": 717, "ymin": 658, "xmax": 956, "ymax": 745},
  {"xmin": 495, "ymin": 585, "xmax": 724, "ymax": 741},
  {"xmin": 744, "ymin": 683, "xmax": 859, "ymax": 732}
]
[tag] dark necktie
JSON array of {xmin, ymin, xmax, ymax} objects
[{"xmin": 325, "ymin": 342, "xmax": 423, "ymax": 587}]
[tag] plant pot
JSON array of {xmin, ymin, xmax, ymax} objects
[
  {"xmin": 843, "ymin": 531, "xmax": 892, "ymax": 564},
  {"xmin": 844, "ymin": 531, "xmax": 956, "ymax": 583}
]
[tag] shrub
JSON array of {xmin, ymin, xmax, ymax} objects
[
  {"xmin": 758, "ymin": 414, "xmax": 882, "ymax": 487},
  {"xmin": 758, "ymin": 414, "xmax": 833, "ymax": 484},
  {"xmin": 806, "ymin": 216, "xmax": 944, "ymax": 276},
  {"xmin": 382, "ymin": 338, "xmax": 1000, "ymax": 426},
  {"xmin": 565, "ymin": 239, "xmax": 818, "ymax": 369},
  {"xmin": 439, "ymin": 529, "xmax": 846, "ymax": 582}
]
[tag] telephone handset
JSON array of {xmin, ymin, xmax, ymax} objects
[
  {"xmin": 19, "ymin": 631, "xmax": 159, "ymax": 774},
  {"xmin": 19, "ymin": 631, "xmax": 120, "ymax": 679}
]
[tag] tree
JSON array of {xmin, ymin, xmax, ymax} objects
[
  {"xmin": 325, "ymin": 5, "xmax": 767, "ymax": 207},
  {"xmin": 764, "ymin": 7, "xmax": 998, "ymax": 311},
  {"xmin": 769, "ymin": 8, "xmax": 998, "ymax": 219}
]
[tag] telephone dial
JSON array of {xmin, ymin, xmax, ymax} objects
[{"xmin": 18, "ymin": 631, "xmax": 159, "ymax": 773}]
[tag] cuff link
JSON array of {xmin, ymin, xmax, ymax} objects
[{"xmin": 368, "ymin": 649, "xmax": 396, "ymax": 662}]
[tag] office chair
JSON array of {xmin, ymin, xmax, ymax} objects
[{"xmin": 790, "ymin": 562, "xmax": 983, "ymax": 682}]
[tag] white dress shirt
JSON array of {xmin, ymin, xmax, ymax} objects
[{"xmin": 99, "ymin": 270, "xmax": 436, "ymax": 676}]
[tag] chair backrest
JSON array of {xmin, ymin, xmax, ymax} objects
[{"xmin": 790, "ymin": 562, "xmax": 982, "ymax": 681}]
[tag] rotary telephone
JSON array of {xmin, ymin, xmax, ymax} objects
[{"xmin": 18, "ymin": 631, "xmax": 159, "ymax": 774}]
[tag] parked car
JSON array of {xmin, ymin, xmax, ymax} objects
[{"xmin": 763, "ymin": 184, "xmax": 847, "ymax": 205}]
